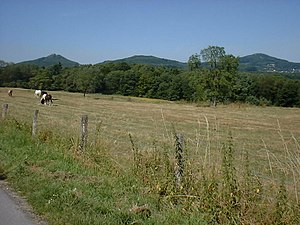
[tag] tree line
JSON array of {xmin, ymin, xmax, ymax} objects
[{"xmin": 1, "ymin": 46, "xmax": 299, "ymax": 107}]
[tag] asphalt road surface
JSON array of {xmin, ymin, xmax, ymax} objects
[{"xmin": 0, "ymin": 181, "xmax": 46, "ymax": 225}]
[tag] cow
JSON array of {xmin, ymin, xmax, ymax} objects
[
  {"xmin": 8, "ymin": 90, "xmax": 13, "ymax": 96},
  {"xmin": 34, "ymin": 90, "xmax": 47, "ymax": 98},
  {"xmin": 40, "ymin": 93, "xmax": 53, "ymax": 105}
]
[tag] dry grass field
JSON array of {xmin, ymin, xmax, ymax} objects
[
  {"xmin": 1, "ymin": 87, "xmax": 299, "ymax": 164},
  {"xmin": 1, "ymin": 87, "xmax": 300, "ymax": 224}
]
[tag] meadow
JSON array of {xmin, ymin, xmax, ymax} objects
[{"xmin": 0, "ymin": 87, "xmax": 299, "ymax": 224}]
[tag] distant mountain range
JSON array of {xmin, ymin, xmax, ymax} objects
[
  {"xmin": 105, "ymin": 53, "xmax": 300, "ymax": 73},
  {"xmin": 104, "ymin": 53, "xmax": 300, "ymax": 73},
  {"xmin": 1, "ymin": 53, "xmax": 300, "ymax": 73}
]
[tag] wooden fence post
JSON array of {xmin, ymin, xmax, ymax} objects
[
  {"xmin": 2, "ymin": 104, "xmax": 8, "ymax": 119},
  {"xmin": 32, "ymin": 110, "xmax": 39, "ymax": 136},
  {"xmin": 174, "ymin": 133, "xmax": 184, "ymax": 188},
  {"xmin": 80, "ymin": 115, "xmax": 88, "ymax": 150}
]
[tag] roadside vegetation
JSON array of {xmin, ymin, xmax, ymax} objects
[{"xmin": 0, "ymin": 88, "xmax": 299, "ymax": 224}]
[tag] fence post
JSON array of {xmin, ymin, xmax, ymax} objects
[
  {"xmin": 80, "ymin": 115, "xmax": 88, "ymax": 150},
  {"xmin": 174, "ymin": 133, "xmax": 184, "ymax": 188},
  {"xmin": 32, "ymin": 110, "xmax": 39, "ymax": 136},
  {"xmin": 2, "ymin": 104, "xmax": 8, "ymax": 119}
]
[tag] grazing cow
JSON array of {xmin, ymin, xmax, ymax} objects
[
  {"xmin": 8, "ymin": 90, "xmax": 13, "ymax": 96},
  {"xmin": 34, "ymin": 90, "xmax": 47, "ymax": 98},
  {"xmin": 40, "ymin": 93, "xmax": 53, "ymax": 105}
]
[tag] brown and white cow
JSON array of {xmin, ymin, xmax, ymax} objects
[{"xmin": 40, "ymin": 93, "xmax": 53, "ymax": 105}]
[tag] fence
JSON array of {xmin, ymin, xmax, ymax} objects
[
  {"xmin": 2, "ymin": 104, "xmax": 90, "ymax": 151},
  {"xmin": 2, "ymin": 103, "xmax": 8, "ymax": 119},
  {"xmin": 2, "ymin": 103, "xmax": 186, "ymax": 180}
]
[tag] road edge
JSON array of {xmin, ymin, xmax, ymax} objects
[{"xmin": 0, "ymin": 180, "xmax": 48, "ymax": 225}]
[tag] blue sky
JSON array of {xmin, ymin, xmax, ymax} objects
[{"xmin": 1, "ymin": 0, "xmax": 300, "ymax": 64}]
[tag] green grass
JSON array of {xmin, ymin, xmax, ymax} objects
[
  {"xmin": 0, "ymin": 88, "xmax": 300, "ymax": 224},
  {"xmin": 0, "ymin": 119, "xmax": 151, "ymax": 224},
  {"xmin": 0, "ymin": 119, "xmax": 213, "ymax": 224}
]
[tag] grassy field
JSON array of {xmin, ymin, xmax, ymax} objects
[{"xmin": 0, "ymin": 87, "xmax": 299, "ymax": 224}]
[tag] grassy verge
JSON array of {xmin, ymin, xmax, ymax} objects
[
  {"xmin": 1, "ymin": 116, "xmax": 299, "ymax": 224},
  {"xmin": 0, "ymin": 118, "xmax": 204, "ymax": 224}
]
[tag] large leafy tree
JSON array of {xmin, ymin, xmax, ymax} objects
[
  {"xmin": 199, "ymin": 46, "xmax": 239, "ymax": 106},
  {"xmin": 218, "ymin": 54, "xmax": 240, "ymax": 102}
]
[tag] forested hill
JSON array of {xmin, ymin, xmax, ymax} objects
[
  {"xmin": 102, "ymin": 55, "xmax": 188, "ymax": 68},
  {"xmin": 239, "ymin": 53, "xmax": 300, "ymax": 72},
  {"xmin": 3, "ymin": 53, "xmax": 300, "ymax": 72},
  {"xmin": 103, "ymin": 54, "xmax": 300, "ymax": 72},
  {"xmin": 17, "ymin": 54, "xmax": 80, "ymax": 68}
]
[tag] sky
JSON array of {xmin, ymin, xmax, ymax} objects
[{"xmin": 1, "ymin": 0, "xmax": 300, "ymax": 64}]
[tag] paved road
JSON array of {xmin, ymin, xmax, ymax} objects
[{"xmin": 0, "ymin": 181, "xmax": 46, "ymax": 225}]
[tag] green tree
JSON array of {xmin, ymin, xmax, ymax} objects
[
  {"xmin": 136, "ymin": 65, "xmax": 157, "ymax": 97},
  {"xmin": 49, "ymin": 62, "xmax": 63, "ymax": 75},
  {"xmin": 188, "ymin": 53, "xmax": 201, "ymax": 71},
  {"xmin": 118, "ymin": 70, "xmax": 139, "ymax": 96},
  {"xmin": 0, "ymin": 64, "xmax": 39, "ymax": 87},
  {"xmin": 75, "ymin": 68, "xmax": 96, "ymax": 97},
  {"xmin": 277, "ymin": 80, "xmax": 300, "ymax": 107},
  {"xmin": 200, "ymin": 45, "xmax": 225, "ymax": 69},
  {"xmin": 256, "ymin": 75, "xmax": 284, "ymax": 105},
  {"xmin": 219, "ymin": 55, "xmax": 240, "ymax": 102},
  {"xmin": 156, "ymin": 72, "xmax": 181, "ymax": 100},
  {"xmin": 233, "ymin": 73, "xmax": 257, "ymax": 102},
  {"xmin": 104, "ymin": 70, "xmax": 124, "ymax": 94},
  {"xmin": 28, "ymin": 69, "xmax": 53, "ymax": 90},
  {"xmin": 60, "ymin": 69, "xmax": 77, "ymax": 92},
  {"xmin": 197, "ymin": 46, "xmax": 239, "ymax": 106}
]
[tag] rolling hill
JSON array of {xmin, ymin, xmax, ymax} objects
[
  {"xmin": 18, "ymin": 54, "xmax": 80, "ymax": 68},
  {"xmin": 102, "ymin": 54, "xmax": 300, "ymax": 73},
  {"xmin": 239, "ymin": 53, "xmax": 300, "ymax": 72},
  {"xmin": 102, "ymin": 55, "xmax": 187, "ymax": 68},
  {"xmin": 9, "ymin": 53, "xmax": 300, "ymax": 73}
]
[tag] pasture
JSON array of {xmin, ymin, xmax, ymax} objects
[{"xmin": 0, "ymin": 87, "xmax": 300, "ymax": 224}]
